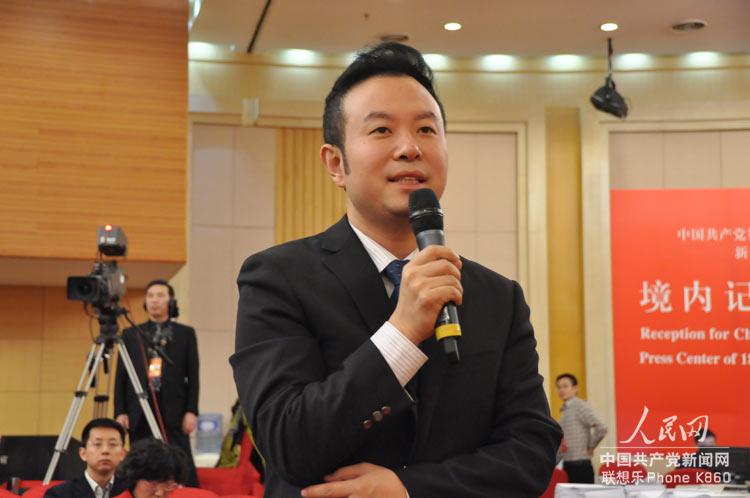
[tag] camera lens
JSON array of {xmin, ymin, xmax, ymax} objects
[{"xmin": 67, "ymin": 276, "xmax": 101, "ymax": 302}]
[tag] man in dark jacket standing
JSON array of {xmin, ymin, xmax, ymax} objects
[
  {"xmin": 232, "ymin": 42, "xmax": 561, "ymax": 498},
  {"xmin": 114, "ymin": 279, "xmax": 200, "ymax": 486}
]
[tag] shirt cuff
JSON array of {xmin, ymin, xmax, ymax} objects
[{"xmin": 371, "ymin": 321, "xmax": 428, "ymax": 387}]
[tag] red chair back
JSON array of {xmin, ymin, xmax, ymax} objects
[
  {"xmin": 539, "ymin": 468, "xmax": 568, "ymax": 498},
  {"xmin": 18, "ymin": 480, "xmax": 63, "ymax": 496},
  {"xmin": 196, "ymin": 466, "xmax": 256, "ymax": 496},
  {"xmin": 170, "ymin": 488, "xmax": 219, "ymax": 498},
  {"xmin": 250, "ymin": 481, "xmax": 264, "ymax": 497},
  {"xmin": 197, "ymin": 431, "xmax": 263, "ymax": 497},
  {"xmin": 22, "ymin": 484, "xmax": 52, "ymax": 498}
]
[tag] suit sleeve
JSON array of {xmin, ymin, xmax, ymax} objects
[
  {"xmin": 185, "ymin": 326, "xmax": 200, "ymax": 415},
  {"xmin": 396, "ymin": 281, "xmax": 563, "ymax": 498},
  {"xmin": 230, "ymin": 252, "xmax": 413, "ymax": 487},
  {"xmin": 43, "ymin": 481, "xmax": 78, "ymax": 498},
  {"xmin": 43, "ymin": 486, "xmax": 63, "ymax": 498}
]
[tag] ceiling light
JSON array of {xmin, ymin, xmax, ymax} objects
[
  {"xmin": 280, "ymin": 49, "xmax": 318, "ymax": 65},
  {"xmin": 188, "ymin": 0, "xmax": 202, "ymax": 31},
  {"xmin": 546, "ymin": 54, "xmax": 585, "ymax": 70},
  {"xmin": 617, "ymin": 53, "xmax": 653, "ymax": 70},
  {"xmin": 188, "ymin": 42, "xmax": 222, "ymax": 59},
  {"xmin": 423, "ymin": 53, "xmax": 449, "ymax": 70},
  {"xmin": 683, "ymin": 51, "xmax": 722, "ymax": 67},
  {"xmin": 480, "ymin": 54, "xmax": 517, "ymax": 71},
  {"xmin": 600, "ymin": 22, "xmax": 618, "ymax": 32},
  {"xmin": 672, "ymin": 19, "xmax": 707, "ymax": 31},
  {"xmin": 590, "ymin": 38, "xmax": 629, "ymax": 119},
  {"xmin": 444, "ymin": 22, "xmax": 462, "ymax": 31}
]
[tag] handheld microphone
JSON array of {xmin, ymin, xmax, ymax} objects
[{"xmin": 408, "ymin": 188, "xmax": 461, "ymax": 363}]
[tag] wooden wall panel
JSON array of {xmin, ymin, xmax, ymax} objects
[
  {"xmin": 0, "ymin": 394, "xmax": 40, "ymax": 435},
  {"xmin": 0, "ymin": 340, "xmax": 42, "ymax": 392},
  {"xmin": 39, "ymin": 392, "xmax": 96, "ymax": 437},
  {"xmin": 0, "ymin": 287, "xmax": 44, "ymax": 339},
  {"xmin": 0, "ymin": 285, "xmax": 145, "ymax": 436},
  {"xmin": 0, "ymin": 0, "xmax": 188, "ymax": 263},
  {"xmin": 41, "ymin": 339, "xmax": 98, "ymax": 391},
  {"xmin": 545, "ymin": 107, "xmax": 586, "ymax": 417},
  {"xmin": 275, "ymin": 128, "xmax": 346, "ymax": 243},
  {"xmin": 43, "ymin": 287, "xmax": 99, "ymax": 340}
]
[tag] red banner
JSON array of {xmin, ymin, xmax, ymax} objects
[{"xmin": 611, "ymin": 189, "xmax": 750, "ymax": 448}]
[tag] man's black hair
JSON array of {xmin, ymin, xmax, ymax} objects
[
  {"xmin": 556, "ymin": 373, "xmax": 578, "ymax": 386},
  {"xmin": 145, "ymin": 279, "xmax": 175, "ymax": 297},
  {"xmin": 81, "ymin": 418, "xmax": 126, "ymax": 446},
  {"xmin": 116, "ymin": 438, "xmax": 189, "ymax": 492},
  {"xmin": 322, "ymin": 42, "xmax": 446, "ymax": 155}
]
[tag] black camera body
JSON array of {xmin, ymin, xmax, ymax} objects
[
  {"xmin": 67, "ymin": 226, "xmax": 128, "ymax": 312},
  {"xmin": 67, "ymin": 261, "xmax": 127, "ymax": 308}
]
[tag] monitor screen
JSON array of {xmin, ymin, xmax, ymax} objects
[
  {"xmin": 726, "ymin": 447, "xmax": 750, "ymax": 483},
  {"xmin": 0, "ymin": 436, "xmax": 84, "ymax": 483}
]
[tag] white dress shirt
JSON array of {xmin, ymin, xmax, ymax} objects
[
  {"xmin": 349, "ymin": 222, "xmax": 428, "ymax": 387},
  {"xmin": 84, "ymin": 470, "xmax": 114, "ymax": 498}
]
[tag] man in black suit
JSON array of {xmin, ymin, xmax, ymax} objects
[
  {"xmin": 114, "ymin": 280, "xmax": 200, "ymax": 486},
  {"xmin": 44, "ymin": 418, "xmax": 127, "ymax": 498},
  {"xmin": 231, "ymin": 42, "xmax": 562, "ymax": 498}
]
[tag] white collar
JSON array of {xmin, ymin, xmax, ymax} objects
[
  {"xmin": 84, "ymin": 470, "xmax": 115, "ymax": 494},
  {"xmin": 348, "ymin": 221, "xmax": 419, "ymax": 272}
]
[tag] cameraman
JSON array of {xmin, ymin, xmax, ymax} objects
[{"xmin": 114, "ymin": 280, "xmax": 200, "ymax": 487}]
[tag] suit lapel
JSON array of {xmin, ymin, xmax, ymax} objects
[
  {"xmin": 74, "ymin": 476, "xmax": 96, "ymax": 498},
  {"xmin": 320, "ymin": 217, "xmax": 453, "ymax": 457},
  {"xmin": 321, "ymin": 217, "xmax": 393, "ymax": 334}
]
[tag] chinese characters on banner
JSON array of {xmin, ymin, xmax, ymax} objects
[{"xmin": 610, "ymin": 189, "xmax": 750, "ymax": 448}]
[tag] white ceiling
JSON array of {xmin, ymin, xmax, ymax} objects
[{"xmin": 190, "ymin": 0, "xmax": 750, "ymax": 57}]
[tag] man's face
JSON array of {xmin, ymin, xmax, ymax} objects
[
  {"xmin": 697, "ymin": 434, "xmax": 716, "ymax": 448},
  {"xmin": 326, "ymin": 75, "xmax": 448, "ymax": 227},
  {"xmin": 145, "ymin": 284, "xmax": 170, "ymax": 321},
  {"xmin": 556, "ymin": 378, "xmax": 578, "ymax": 401},
  {"xmin": 79, "ymin": 427, "xmax": 125, "ymax": 477}
]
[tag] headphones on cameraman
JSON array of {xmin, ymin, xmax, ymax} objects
[{"xmin": 143, "ymin": 279, "xmax": 180, "ymax": 320}]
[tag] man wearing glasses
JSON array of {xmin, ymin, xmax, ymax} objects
[{"xmin": 45, "ymin": 418, "xmax": 128, "ymax": 498}]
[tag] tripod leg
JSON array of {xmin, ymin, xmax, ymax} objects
[
  {"xmin": 93, "ymin": 350, "xmax": 112, "ymax": 418},
  {"xmin": 44, "ymin": 343, "xmax": 107, "ymax": 484},
  {"xmin": 115, "ymin": 339, "xmax": 165, "ymax": 441}
]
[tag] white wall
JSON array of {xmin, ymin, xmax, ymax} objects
[{"xmin": 188, "ymin": 124, "xmax": 276, "ymax": 426}]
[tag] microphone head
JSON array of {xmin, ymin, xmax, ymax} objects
[{"xmin": 409, "ymin": 188, "xmax": 443, "ymax": 234}]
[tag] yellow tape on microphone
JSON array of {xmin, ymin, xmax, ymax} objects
[{"xmin": 435, "ymin": 323, "xmax": 461, "ymax": 341}]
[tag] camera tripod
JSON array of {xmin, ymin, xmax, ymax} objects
[{"xmin": 44, "ymin": 308, "xmax": 163, "ymax": 484}]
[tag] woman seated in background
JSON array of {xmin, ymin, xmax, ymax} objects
[{"xmin": 115, "ymin": 438, "xmax": 189, "ymax": 498}]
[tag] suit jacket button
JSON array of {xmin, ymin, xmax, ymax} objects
[
  {"xmin": 363, "ymin": 419, "xmax": 373, "ymax": 430},
  {"xmin": 381, "ymin": 406, "xmax": 392, "ymax": 416},
  {"xmin": 372, "ymin": 410, "xmax": 383, "ymax": 422}
]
